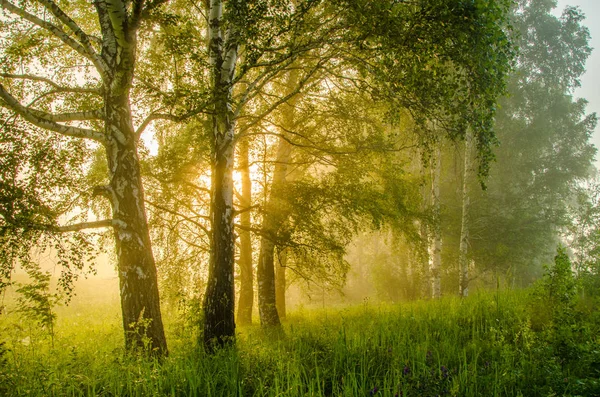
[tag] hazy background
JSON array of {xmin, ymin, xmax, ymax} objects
[
  {"xmin": 8, "ymin": 0, "xmax": 599, "ymax": 308},
  {"xmin": 556, "ymin": 0, "xmax": 599, "ymax": 165}
]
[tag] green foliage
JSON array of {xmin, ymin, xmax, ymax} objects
[
  {"xmin": 530, "ymin": 247, "xmax": 577, "ymax": 330},
  {"xmin": 0, "ymin": 113, "xmax": 98, "ymax": 302},
  {"xmin": 1, "ymin": 290, "xmax": 599, "ymax": 396},
  {"xmin": 440, "ymin": 0, "xmax": 596, "ymax": 287},
  {"xmin": 337, "ymin": 0, "xmax": 515, "ymax": 179},
  {"xmin": 15, "ymin": 268, "xmax": 59, "ymax": 343},
  {"xmin": 528, "ymin": 247, "xmax": 600, "ymax": 392}
]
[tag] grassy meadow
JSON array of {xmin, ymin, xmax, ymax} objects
[{"xmin": 1, "ymin": 286, "xmax": 599, "ymax": 396}]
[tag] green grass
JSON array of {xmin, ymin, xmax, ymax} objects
[{"xmin": 1, "ymin": 289, "xmax": 599, "ymax": 396}]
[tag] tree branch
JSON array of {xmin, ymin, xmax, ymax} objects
[
  {"xmin": 0, "ymin": 0, "xmax": 109, "ymax": 77},
  {"xmin": 0, "ymin": 73, "xmax": 102, "ymax": 95},
  {"xmin": 0, "ymin": 83, "xmax": 107, "ymax": 144},
  {"xmin": 29, "ymin": 108, "xmax": 104, "ymax": 122},
  {"xmin": 145, "ymin": 199, "xmax": 210, "ymax": 235},
  {"xmin": 37, "ymin": 0, "xmax": 102, "ymax": 58},
  {"xmin": 57, "ymin": 219, "xmax": 115, "ymax": 232},
  {"xmin": 105, "ymin": 0, "xmax": 129, "ymax": 48},
  {"xmin": 135, "ymin": 112, "xmax": 180, "ymax": 138}
]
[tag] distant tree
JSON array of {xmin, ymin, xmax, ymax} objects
[
  {"xmin": 456, "ymin": 0, "xmax": 597, "ymax": 286},
  {"xmin": 565, "ymin": 176, "xmax": 600, "ymax": 296}
]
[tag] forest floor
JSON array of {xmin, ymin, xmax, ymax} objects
[{"xmin": 1, "ymin": 288, "xmax": 599, "ymax": 396}]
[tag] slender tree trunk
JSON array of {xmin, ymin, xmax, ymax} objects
[
  {"xmin": 258, "ymin": 236, "xmax": 281, "ymax": 326},
  {"xmin": 236, "ymin": 139, "xmax": 254, "ymax": 325},
  {"xmin": 458, "ymin": 131, "xmax": 473, "ymax": 297},
  {"xmin": 257, "ymin": 71, "xmax": 298, "ymax": 327},
  {"xmin": 418, "ymin": 151, "xmax": 431, "ymax": 298},
  {"xmin": 275, "ymin": 249, "xmax": 287, "ymax": 319},
  {"xmin": 257, "ymin": 135, "xmax": 293, "ymax": 327},
  {"xmin": 204, "ymin": 121, "xmax": 236, "ymax": 347},
  {"xmin": 430, "ymin": 143, "xmax": 442, "ymax": 299},
  {"xmin": 203, "ymin": 0, "xmax": 239, "ymax": 349}
]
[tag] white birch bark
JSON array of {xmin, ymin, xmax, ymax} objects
[
  {"xmin": 459, "ymin": 130, "xmax": 473, "ymax": 298},
  {"xmin": 430, "ymin": 142, "xmax": 442, "ymax": 298}
]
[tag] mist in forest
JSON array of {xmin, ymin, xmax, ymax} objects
[{"xmin": 1, "ymin": 0, "xmax": 600, "ymax": 395}]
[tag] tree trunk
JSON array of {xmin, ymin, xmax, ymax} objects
[
  {"xmin": 257, "ymin": 236, "xmax": 280, "ymax": 326},
  {"xmin": 203, "ymin": 0, "xmax": 239, "ymax": 349},
  {"xmin": 106, "ymin": 144, "xmax": 166, "ymax": 354},
  {"xmin": 236, "ymin": 139, "xmax": 254, "ymax": 325},
  {"xmin": 203, "ymin": 121, "xmax": 236, "ymax": 348},
  {"xmin": 418, "ymin": 151, "xmax": 431, "ymax": 298},
  {"xmin": 275, "ymin": 248, "xmax": 287, "ymax": 319},
  {"xmin": 458, "ymin": 131, "xmax": 473, "ymax": 297},
  {"xmin": 98, "ymin": 4, "xmax": 167, "ymax": 355},
  {"xmin": 257, "ymin": 118, "xmax": 294, "ymax": 327},
  {"xmin": 257, "ymin": 133, "xmax": 293, "ymax": 327},
  {"xmin": 257, "ymin": 70, "xmax": 298, "ymax": 327},
  {"xmin": 430, "ymin": 142, "xmax": 442, "ymax": 299}
]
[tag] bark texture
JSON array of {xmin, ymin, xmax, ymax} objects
[
  {"xmin": 236, "ymin": 139, "xmax": 254, "ymax": 325},
  {"xmin": 459, "ymin": 131, "xmax": 473, "ymax": 298},
  {"xmin": 203, "ymin": 0, "xmax": 239, "ymax": 349},
  {"xmin": 99, "ymin": 3, "xmax": 167, "ymax": 354}
]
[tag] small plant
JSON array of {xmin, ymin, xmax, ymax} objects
[
  {"xmin": 15, "ymin": 268, "xmax": 59, "ymax": 347},
  {"xmin": 530, "ymin": 247, "xmax": 577, "ymax": 329}
]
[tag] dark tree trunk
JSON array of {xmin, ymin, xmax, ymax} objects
[
  {"xmin": 236, "ymin": 139, "xmax": 254, "ymax": 325},
  {"xmin": 257, "ymin": 134, "xmax": 293, "ymax": 327},
  {"xmin": 275, "ymin": 249, "xmax": 287, "ymax": 319},
  {"xmin": 257, "ymin": 236, "xmax": 281, "ymax": 326}
]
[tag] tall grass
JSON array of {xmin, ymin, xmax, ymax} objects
[{"xmin": 1, "ymin": 289, "xmax": 598, "ymax": 396}]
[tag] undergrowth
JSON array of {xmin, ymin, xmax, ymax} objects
[{"xmin": 1, "ymin": 283, "xmax": 599, "ymax": 396}]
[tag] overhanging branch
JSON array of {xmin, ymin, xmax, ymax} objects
[
  {"xmin": 0, "ymin": 73, "xmax": 102, "ymax": 95},
  {"xmin": 57, "ymin": 219, "xmax": 115, "ymax": 232},
  {"xmin": 0, "ymin": 83, "xmax": 107, "ymax": 144}
]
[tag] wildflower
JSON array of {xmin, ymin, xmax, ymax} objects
[
  {"xmin": 440, "ymin": 365, "xmax": 449, "ymax": 378},
  {"xmin": 370, "ymin": 386, "xmax": 379, "ymax": 395},
  {"xmin": 426, "ymin": 350, "xmax": 433, "ymax": 365},
  {"xmin": 403, "ymin": 365, "xmax": 411, "ymax": 376}
]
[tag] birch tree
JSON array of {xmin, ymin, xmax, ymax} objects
[
  {"xmin": 0, "ymin": 0, "xmax": 169, "ymax": 354},
  {"xmin": 201, "ymin": 0, "xmax": 339, "ymax": 348},
  {"xmin": 430, "ymin": 142, "xmax": 442, "ymax": 299},
  {"xmin": 458, "ymin": 130, "xmax": 473, "ymax": 297}
]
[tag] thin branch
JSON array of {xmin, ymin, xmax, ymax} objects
[
  {"xmin": 237, "ymin": 59, "xmax": 327, "ymax": 136},
  {"xmin": 0, "ymin": 0, "xmax": 109, "ymax": 77},
  {"xmin": 37, "ymin": 0, "xmax": 102, "ymax": 58},
  {"xmin": 29, "ymin": 108, "xmax": 104, "ymax": 122},
  {"xmin": 57, "ymin": 219, "xmax": 114, "ymax": 232},
  {"xmin": 145, "ymin": 199, "xmax": 210, "ymax": 235},
  {"xmin": 0, "ymin": 73, "xmax": 102, "ymax": 95},
  {"xmin": 135, "ymin": 112, "xmax": 181, "ymax": 138},
  {"xmin": 0, "ymin": 83, "xmax": 107, "ymax": 144}
]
